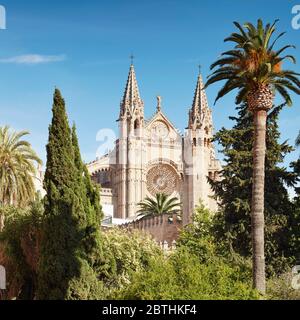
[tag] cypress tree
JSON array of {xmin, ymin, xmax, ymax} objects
[
  {"xmin": 37, "ymin": 89, "xmax": 104, "ymax": 300},
  {"xmin": 71, "ymin": 124, "xmax": 103, "ymax": 267},
  {"xmin": 210, "ymin": 103, "xmax": 297, "ymax": 276}
]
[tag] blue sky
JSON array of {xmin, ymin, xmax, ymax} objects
[{"xmin": 0, "ymin": 0, "xmax": 299, "ymax": 167}]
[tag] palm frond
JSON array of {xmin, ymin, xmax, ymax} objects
[
  {"xmin": 0, "ymin": 126, "xmax": 42, "ymax": 207},
  {"xmin": 206, "ymin": 19, "xmax": 300, "ymax": 107},
  {"xmin": 137, "ymin": 193, "xmax": 181, "ymax": 217}
]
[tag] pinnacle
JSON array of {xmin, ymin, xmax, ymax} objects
[
  {"xmin": 122, "ymin": 64, "xmax": 142, "ymax": 109},
  {"xmin": 192, "ymin": 73, "xmax": 207, "ymax": 114},
  {"xmin": 188, "ymin": 73, "xmax": 209, "ymax": 130}
]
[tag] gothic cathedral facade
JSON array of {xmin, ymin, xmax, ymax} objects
[{"xmin": 87, "ymin": 64, "xmax": 221, "ymax": 225}]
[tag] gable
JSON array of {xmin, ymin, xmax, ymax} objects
[{"xmin": 144, "ymin": 111, "xmax": 181, "ymax": 140}]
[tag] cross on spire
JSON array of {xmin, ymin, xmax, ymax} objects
[
  {"xmin": 198, "ymin": 64, "xmax": 202, "ymax": 75},
  {"xmin": 130, "ymin": 54, "xmax": 135, "ymax": 65}
]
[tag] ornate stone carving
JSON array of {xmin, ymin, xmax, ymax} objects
[
  {"xmin": 146, "ymin": 164, "xmax": 179, "ymax": 196},
  {"xmin": 151, "ymin": 121, "xmax": 169, "ymax": 140}
]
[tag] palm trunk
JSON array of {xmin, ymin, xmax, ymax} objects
[{"xmin": 251, "ymin": 109, "xmax": 267, "ymax": 295}]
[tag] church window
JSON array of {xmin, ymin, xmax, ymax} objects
[{"xmin": 134, "ymin": 119, "xmax": 140, "ymax": 130}]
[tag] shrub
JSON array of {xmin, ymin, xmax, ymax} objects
[
  {"xmin": 267, "ymin": 271, "xmax": 300, "ymax": 300},
  {"xmin": 99, "ymin": 228, "xmax": 162, "ymax": 297},
  {"xmin": 117, "ymin": 249, "xmax": 258, "ymax": 300},
  {"xmin": 0, "ymin": 200, "xmax": 43, "ymax": 299}
]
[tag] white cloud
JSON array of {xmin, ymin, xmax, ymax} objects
[{"xmin": 0, "ymin": 54, "xmax": 66, "ymax": 65}]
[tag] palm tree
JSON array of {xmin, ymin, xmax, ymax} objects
[
  {"xmin": 137, "ymin": 193, "xmax": 182, "ymax": 218},
  {"xmin": 296, "ymin": 131, "xmax": 300, "ymax": 147},
  {"xmin": 0, "ymin": 126, "xmax": 42, "ymax": 207},
  {"xmin": 205, "ymin": 19, "xmax": 300, "ymax": 294}
]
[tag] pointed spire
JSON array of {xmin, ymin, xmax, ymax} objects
[
  {"xmin": 120, "ymin": 64, "xmax": 143, "ymax": 118},
  {"xmin": 188, "ymin": 72, "xmax": 209, "ymax": 130}
]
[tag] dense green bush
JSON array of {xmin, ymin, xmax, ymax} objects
[
  {"xmin": 0, "ymin": 200, "xmax": 43, "ymax": 299},
  {"xmin": 117, "ymin": 249, "xmax": 258, "ymax": 300},
  {"xmin": 99, "ymin": 228, "xmax": 162, "ymax": 297}
]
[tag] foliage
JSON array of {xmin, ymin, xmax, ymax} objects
[
  {"xmin": 290, "ymin": 140, "xmax": 300, "ymax": 260},
  {"xmin": 209, "ymin": 103, "xmax": 297, "ymax": 276},
  {"xmin": 0, "ymin": 126, "xmax": 42, "ymax": 207},
  {"xmin": 177, "ymin": 202, "xmax": 216, "ymax": 263},
  {"xmin": 137, "ymin": 193, "xmax": 182, "ymax": 217},
  {"xmin": 37, "ymin": 89, "xmax": 104, "ymax": 300},
  {"xmin": 205, "ymin": 19, "xmax": 300, "ymax": 106},
  {"xmin": 296, "ymin": 131, "xmax": 300, "ymax": 148},
  {"xmin": 71, "ymin": 124, "xmax": 103, "ymax": 268},
  {"xmin": 0, "ymin": 199, "xmax": 43, "ymax": 300},
  {"xmin": 98, "ymin": 228, "xmax": 162, "ymax": 297},
  {"xmin": 267, "ymin": 271, "xmax": 300, "ymax": 300},
  {"xmin": 116, "ymin": 248, "xmax": 258, "ymax": 300},
  {"xmin": 116, "ymin": 203, "xmax": 258, "ymax": 300}
]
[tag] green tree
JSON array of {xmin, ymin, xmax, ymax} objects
[
  {"xmin": 206, "ymin": 19, "xmax": 300, "ymax": 294},
  {"xmin": 210, "ymin": 103, "xmax": 297, "ymax": 276},
  {"xmin": 71, "ymin": 124, "xmax": 103, "ymax": 268},
  {"xmin": 0, "ymin": 126, "xmax": 42, "ymax": 208},
  {"xmin": 177, "ymin": 202, "xmax": 216, "ymax": 263},
  {"xmin": 37, "ymin": 89, "xmax": 104, "ymax": 300},
  {"xmin": 137, "ymin": 193, "xmax": 181, "ymax": 217}
]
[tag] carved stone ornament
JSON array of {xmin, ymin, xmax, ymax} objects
[{"xmin": 146, "ymin": 164, "xmax": 179, "ymax": 196}]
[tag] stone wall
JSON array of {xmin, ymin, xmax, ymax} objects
[{"xmin": 121, "ymin": 213, "xmax": 182, "ymax": 247}]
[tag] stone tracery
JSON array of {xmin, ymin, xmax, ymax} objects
[{"xmin": 146, "ymin": 164, "xmax": 179, "ymax": 196}]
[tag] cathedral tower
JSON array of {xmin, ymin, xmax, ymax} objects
[
  {"xmin": 117, "ymin": 63, "xmax": 146, "ymax": 218},
  {"xmin": 183, "ymin": 72, "xmax": 214, "ymax": 224}
]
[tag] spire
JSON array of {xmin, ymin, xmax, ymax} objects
[
  {"xmin": 120, "ymin": 63, "xmax": 143, "ymax": 118},
  {"xmin": 188, "ymin": 72, "xmax": 209, "ymax": 130}
]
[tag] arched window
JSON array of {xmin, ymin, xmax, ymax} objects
[
  {"xmin": 134, "ymin": 119, "xmax": 139, "ymax": 130},
  {"xmin": 193, "ymin": 138, "xmax": 197, "ymax": 147}
]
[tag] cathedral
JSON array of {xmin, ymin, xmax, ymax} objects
[{"xmin": 87, "ymin": 63, "xmax": 221, "ymax": 225}]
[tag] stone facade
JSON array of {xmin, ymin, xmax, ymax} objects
[{"xmin": 87, "ymin": 64, "xmax": 221, "ymax": 225}]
